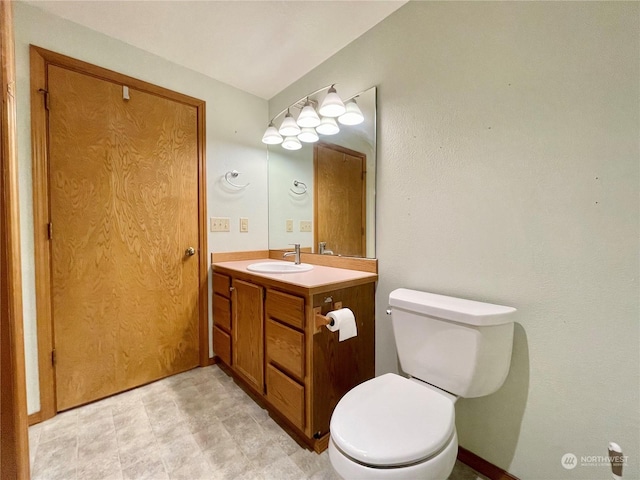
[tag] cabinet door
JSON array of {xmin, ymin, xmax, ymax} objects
[{"xmin": 232, "ymin": 279, "xmax": 264, "ymax": 392}]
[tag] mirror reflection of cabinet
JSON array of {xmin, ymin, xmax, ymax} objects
[{"xmin": 268, "ymin": 86, "xmax": 376, "ymax": 258}]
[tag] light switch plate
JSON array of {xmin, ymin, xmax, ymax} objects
[
  {"xmin": 239, "ymin": 217, "xmax": 249, "ymax": 232},
  {"xmin": 286, "ymin": 219, "xmax": 293, "ymax": 232},
  {"xmin": 211, "ymin": 217, "xmax": 230, "ymax": 232},
  {"xmin": 300, "ymin": 220, "xmax": 312, "ymax": 233}
]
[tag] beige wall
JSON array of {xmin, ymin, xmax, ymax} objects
[
  {"xmin": 270, "ymin": 2, "xmax": 639, "ymax": 478},
  {"xmin": 14, "ymin": 2, "xmax": 269, "ymax": 414}
]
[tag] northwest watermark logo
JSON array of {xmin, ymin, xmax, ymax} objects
[
  {"xmin": 561, "ymin": 452, "xmax": 628, "ymax": 470},
  {"xmin": 561, "ymin": 453, "xmax": 577, "ymax": 470}
]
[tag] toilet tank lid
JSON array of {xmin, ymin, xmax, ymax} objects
[{"xmin": 389, "ymin": 288, "xmax": 516, "ymax": 326}]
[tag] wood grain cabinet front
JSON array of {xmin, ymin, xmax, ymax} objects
[
  {"xmin": 265, "ymin": 319, "xmax": 304, "ymax": 381},
  {"xmin": 211, "ymin": 263, "xmax": 376, "ymax": 453},
  {"xmin": 266, "ymin": 364, "xmax": 305, "ymax": 429},
  {"xmin": 265, "ymin": 289, "xmax": 305, "ymax": 330},
  {"xmin": 265, "ymin": 289, "xmax": 307, "ymax": 430},
  {"xmin": 212, "ymin": 272, "xmax": 232, "ymax": 365},
  {"xmin": 232, "ymin": 279, "xmax": 264, "ymax": 393}
]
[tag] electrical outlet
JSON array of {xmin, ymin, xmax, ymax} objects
[
  {"xmin": 300, "ymin": 220, "xmax": 312, "ymax": 233},
  {"xmin": 286, "ymin": 219, "xmax": 293, "ymax": 233},
  {"xmin": 211, "ymin": 217, "xmax": 230, "ymax": 232},
  {"xmin": 239, "ymin": 217, "xmax": 249, "ymax": 232}
]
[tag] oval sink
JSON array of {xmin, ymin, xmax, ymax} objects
[{"xmin": 247, "ymin": 261, "xmax": 314, "ymax": 274}]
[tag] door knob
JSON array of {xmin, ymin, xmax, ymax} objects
[{"xmin": 185, "ymin": 247, "xmax": 196, "ymax": 257}]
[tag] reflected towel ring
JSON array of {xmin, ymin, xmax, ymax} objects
[
  {"xmin": 224, "ymin": 170, "xmax": 249, "ymax": 189},
  {"xmin": 290, "ymin": 180, "xmax": 307, "ymax": 195}
]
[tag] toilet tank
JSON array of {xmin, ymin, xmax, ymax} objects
[{"xmin": 389, "ymin": 288, "xmax": 516, "ymax": 398}]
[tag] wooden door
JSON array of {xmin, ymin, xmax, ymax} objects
[
  {"xmin": 232, "ymin": 279, "xmax": 264, "ymax": 392},
  {"xmin": 48, "ymin": 65, "xmax": 200, "ymax": 411},
  {"xmin": 314, "ymin": 143, "xmax": 366, "ymax": 257}
]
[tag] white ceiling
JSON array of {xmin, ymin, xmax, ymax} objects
[{"xmin": 25, "ymin": 0, "xmax": 406, "ymax": 99}]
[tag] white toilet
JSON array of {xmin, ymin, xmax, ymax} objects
[{"xmin": 329, "ymin": 288, "xmax": 516, "ymax": 480}]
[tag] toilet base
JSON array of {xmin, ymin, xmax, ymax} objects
[{"xmin": 328, "ymin": 430, "xmax": 458, "ymax": 480}]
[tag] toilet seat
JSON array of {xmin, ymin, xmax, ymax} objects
[{"xmin": 330, "ymin": 373, "xmax": 455, "ymax": 467}]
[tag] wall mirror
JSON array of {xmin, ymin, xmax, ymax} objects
[{"xmin": 268, "ymin": 86, "xmax": 376, "ymax": 258}]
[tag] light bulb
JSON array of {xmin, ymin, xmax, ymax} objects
[
  {"xmin": 282, "ymin": 136, "xmax": 302, "ymax": 150},
  {"xmin": 298, "ymin": 127, "xmax": 319, "ymax": 143},
  {"xmin": 316, "ymin": 116, "xmax": 340, "ymax": 135},
  {"xmin": 338, "ymin": 99, "xmax": 364, "ymax": 125},
  {"xmin": 262, "ymin": 122, "xmax": 283, "ymax": 144},
  {"xmin": 296, "ymin": 100, "xmax": 321, "ymax": 128},
  {"xmin": 318, "ymin": 85, "xmax": 346, "ymax": 117},
  {"xmin": 279, "ymin": 110, "xmax": 301, "ymax": 137}
]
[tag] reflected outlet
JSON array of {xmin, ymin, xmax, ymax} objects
[
  {"xmin": 240, "ymin": 217, "xmax": 249, "ymax": 232},
  {"xmin": 300, "ymin": 221, "xmax": 312, "ymax": 233},
  {"xmin": 286, "ymin": 219, "xmax": 293, "ymax": 233}
]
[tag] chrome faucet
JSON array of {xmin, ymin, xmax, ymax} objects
[
  {"xmin": 318, "ymin": 242, "xmax": 334, "ymax": 255},
  {"xmin": 283, "ymin": 243, "xmax": 301, "ymax": 265}
]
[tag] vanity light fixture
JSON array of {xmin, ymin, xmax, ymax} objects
[
  {"xmin": 298, "ymin": 127, "xmax": 319, "ymax": 143},
  {"xmin": 282, "ymin": 136, "xmax": 302, "ymax": 150},
  {"xmin": 316, "ymin": 116, "xmax": 340, "ymax": 135},
  {"xmin": 262, "ymin": 84, "xmax": 364, "ymax": 148},
  {"xmin": 297, "ymin": 99, "xmax": 321, "ymax": 128},
  {"xmin": 262, "ymin": 121, "xmax": 283, "ymax": 145},
  {"xmin": 338, "ymin": 98, "xmax": 364, "ymax": 126},
  {"xmin": 318, "ymin": 85, "xmax": 346, "ymax": 117},
  {"xmin": 279, "ymin": 110, "xmax": 301, "ymax": 137}
]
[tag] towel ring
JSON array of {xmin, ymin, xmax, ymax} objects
[
  {"xmin": 290, "ymin": 180, "xmax": 307, "ymax": 195},
  {"xmin": 224, "ymin": 170, "xmax": 249, "ymax": 189}
]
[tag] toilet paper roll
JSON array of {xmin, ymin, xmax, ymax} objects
[{"xmin": 326, "ymin": 308, "xmax": 357, "ymax": 342}]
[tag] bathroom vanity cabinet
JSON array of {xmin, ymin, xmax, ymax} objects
[{"xmin": 211, "ymin": 260, "xmax": 376, "ymax": 452}]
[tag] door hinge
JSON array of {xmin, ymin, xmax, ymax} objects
[
  {"xmin": 47, "ymin": 222, "xmax": 53, "ymax": 240},
  {"xmin": 51, "ymin": 349, "xmax": 57, "ymax": 366},
  {"xmin": 38, "ymin": 88, "xmax": 50, "ymax": 111}
]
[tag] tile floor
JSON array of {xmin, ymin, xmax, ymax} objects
[{"xmin": 29, "ymin": 365, "xmax": 488, "ymax": 480}]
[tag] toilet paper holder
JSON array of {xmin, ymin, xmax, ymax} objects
[{"xmin": 314, "ymin": 301, "xmax": 343, "ymax": 332}]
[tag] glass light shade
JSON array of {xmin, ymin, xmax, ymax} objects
[
  {"xmin": 298, "ymin": 127, "xmax": 319, "ymax": 143},
  {"xmin": 262, "ymin": 122, "xmax": 283, "ymax": 144},
  {"xmin": 316, "ymin": 116, "xmax": 340, "ymax": 135},
  {"xmin": 318, "ymin": 85, "xmax": 346, "ymax": 117},
  {"xmin": 296, "ymin": 101, "xmax": 321, "ymax": 128},
  {"xmin": 338, "ymin": 99, "xmax": 364, "ymax": 125},
  {"xmin": 282, "ymin": 136, "xmax": 302, "ymax": 150},
  {"xmin": 279, "ymin": 111, "xmax": 301, "ymax": 136}
]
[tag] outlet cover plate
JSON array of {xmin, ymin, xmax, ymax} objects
[
  {"xmin": 300, "ymin": 220, "xmax": 312, "ymax": 233},
  {"xmin": 211, "ymin": 217, "xmax": 230, "ymax": 232}
]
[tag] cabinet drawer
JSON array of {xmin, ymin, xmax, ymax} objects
[
  {"xmin": 213, "ymin": 293, "xmax": 231, "ymax": 332},
  {"xmin": 266, "ymin": 289, "xmax": 305, "ymax": 330},
  {"xmin": 266, "ymin": 319, "xmax": 304, "ymax": 381},
  {"xmin": 213, "ymin": 272, "xmax": 231, "ymax": 298},
  {"xmin": 213, "ymin": 325, "xmax": 231, "ymax": 366},
  {"xmin": 266, "ymin": 364, "xmax": 304, "ymax": 429}
]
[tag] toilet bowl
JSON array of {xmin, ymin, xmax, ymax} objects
[
  {"xmin": 328, "ymin": 373, "xmax": 458, "ymax": 480},
  {"xmin": 329, "ymin": 289, "xmax": 516, "ymax": 479}
]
